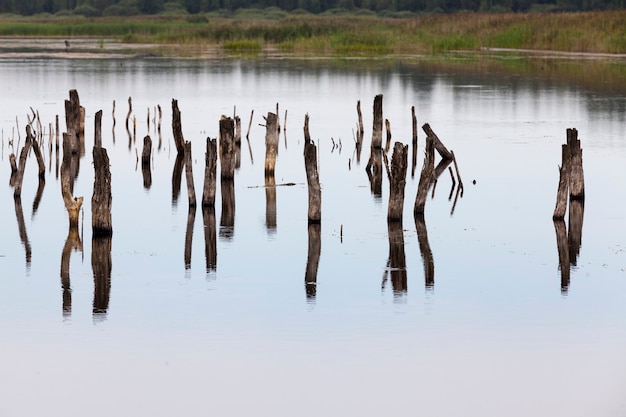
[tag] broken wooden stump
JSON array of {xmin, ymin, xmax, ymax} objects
[
  {"xmin": 219, "ymin": 116, "xmax": 236, "ymax": 180},
  {"xmin": 303, "ymin": 114, "xmax": 321, "ymax": 223},
  {"xmin": 61, "ymin": 133, "xmax": 84, "ymax": 228},
  {"xmin": 264, "ymin": 112, "xmax": 279, "ymax": 176},
  {"xmin": 92, "ymin": 146, "xmax": 112, "ymax": 236},
  {"xmin": 12, "ymin": 126, "xmax": 34, "ymax": 198},
  {"xmin": 202, "ymin": 138, "xmax": 217, "ymax": 208},
  {"xmin": 414, "ymin": 135, "xmax": 435, "ymax": 214},
  {"xmin": 384, "ymin": 119, "xmax": 392, "ymax": 152},
  {"xmin": 95, "ymin": 110, "xmax": 103, "ymax": 148},
  {"xmin": 172, "ymin": 99, "xmax": 185, "ymax": 156},
  {"xmin": 371, "ymin": 94, "xmax": 383, "ymax": 150},
  {"xmin": 64, "ymin": 89, "xmax": 85, "ymax": 154},
  {"xmin": 184, "ymin": 141, "xmax": 197, "ymax": 208},
  {"xmin": 422, "ymin": 123, "xmax": 453, "ymax": 161},
  {"xmin": 387, "ymin": 141, "xmax": 408, "ymax": 222},
  {"xmin": 567, "ymin": 128, "xmax": 585, "ymax": 201},
  {"xmin": 356, "ymin": 99, "xmax": 364, "ymax": 150}
]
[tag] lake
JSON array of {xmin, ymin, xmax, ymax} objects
[{"xmin": 1, "ymin": 52, "xmax": 625, "ymax": 417}]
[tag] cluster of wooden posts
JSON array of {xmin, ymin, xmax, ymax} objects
[{"xmin": 5, "ymin": 88, "xmax": 586, "ymax": 309}]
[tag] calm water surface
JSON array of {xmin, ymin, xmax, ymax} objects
[{"xmin": 0, "ymin": 56, "xmax": 625, "ymax": 417}]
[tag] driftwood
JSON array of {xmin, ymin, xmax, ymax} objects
[
  {"xmin": 172, "ymin": 99, "xmax": 185, "ymax": 156},
  {"xmin": 304, "ymin": 114, "xmax": 321, "ymax": 223},
  {"xmin": 305, "ymin": 223, "xmax": 321, "ymax": 300},
  {"xmin": 387, "ymin": 142, "xmax": 408, "ymax": 222},
  {"xmin": 264, "ymin": 112, "xmax": 279, "ymax": 176},
  {"xmin": 184, "ymin": 141, "xmax": 197, "ymax": 208},
  {"xmin": 414, "ymin": 135, "xmax": 435, "ymax": 214},
  {"xmin": 203, "ymin": 206, "xmax": 217, "ymax": 271},
  {"xmin": 422, "ymin": 123, "xmax": 453, "ymax": 161},
  {"xmin": 219, "ymin": 116, "xmax": 236, "ymax": 180},
  {"xmin": 202, "ymin": 138, "xmax": 217, "ymax": 208}
]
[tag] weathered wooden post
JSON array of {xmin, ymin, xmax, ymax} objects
[
  {"xmin": 365, "ymin": 95, "xmax": 384, "ymax": 197},
  {"xmin": 411, "ymin": 106, "xmax": 418, "ymax": 178},
  {"xmin": 264, "ymin": 112, "xmax": 279, "ymax": 176},
  {"xmin": 304, "ymin": 114, "xmax": 321, "ymax": 223},
  {"xmin": 184, "ymin": 141, "xmax": 197, "ymax": 208},
  {"xmin": 202, "ymin": 138, "xmax": 217, "ymax": 208},
  {"xmin": 552, "ymin": 144, "xmax": 570, "ymax": 220},
  {"xmin": 384, "ymin": 119, "xmax": 392, "ymax": 152},
  {"xmin": 414, "ymin": 135, "xmax": 435, "ymax": 214},
  {"xmin": 567, "ymin": 128, "xmax": 585, "ymax": 201},
  {"xmin": 61, "ymin": 133, "xmax": 83, "ymax": 228},
  {"xmin": 141, "ymin": 135, "xmax": 152, "ymax": 189},
  {"xmin": 356, "ymin": 100, "xmax": 364, "ymax": 149},
  {"xmin": 172, "ymin": 99, "xmax": 185, "ymax": 156},
  {"xmin": 92, "ymin": 149, "xmax": 112, "ymax": 236},
  {"xmin": 219, "ymin": 116, "xmax": 236, "ymax": 180},
  {"xmin": 12, "ymin": 126, "xmax": 34, "ymax": 198},
  {"xmin": 387, "ymin": 141, "xmax": 408, "ymax": 222},
  {"xmin": 64, "ymin": 89, "xmax": 85, "ymax": 153},
  {"xmin": 371, "ymin": 94, "xmax": 383, "ymax": 150},
  {"xmin": 95, "ymin": 110, "xmax": 103, "ymax": 148}
]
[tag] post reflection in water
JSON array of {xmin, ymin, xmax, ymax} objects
[
  {"xmin": 305, "ymin": 223, "xmax": 321, "ymax": 301},
  {"xmin": 554, "ymin": 200, "xmax": 585, "ymax": 294},
  {"xmin": 265, "ymin": 174, "xmax": 277, "ymax": 232},
  {"xmin": 92, "ymin": 235, "xmax": 112, "ymax": 319},
  {"xmin": 184, "ymin": 207, "xmax": 196, "ymax": 269},
  {"xmin": 13, "ymin": 196, "xmax": 32, "ymax": 266},
  {"xmin": 60, "ymin": 225, "xmax": 82, "ymax": 318},
  {"xmin": 220, "ymin": 179, "xmax": 235, "ymax": 239},
  {"xmin": 366, "ymin": 148, "xmax": 384, "ymax": 198},
  {"xmin": 202, "ymin": 206, "xmax": 217, "ymax": 271},
  {"xmin": 382, "ymin": 221, "xmax": 407, "ymax": 297},
  {"xmin": 415, "ymin": 212, "xmax": 435, "ymax": 290},
  {"xmin": 32, "ymin": 177, "xmax": 45, "ymax": 215}
]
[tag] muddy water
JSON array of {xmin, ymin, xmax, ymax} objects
[{"xmin": 0, "ymin": 56, "xmax": 625, "ymax": 417}]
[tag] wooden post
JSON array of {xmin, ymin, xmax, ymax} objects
[
  {"xmin": 64, "ymin": 89, "xmax": 84, "ymax": 153},
  {"xmin": 92, "ymin": 146, "xmax": 112, "ymax": 236},
  {"xmin": 414, "ymin": 135, "xmax": 435, "ymax": 214},
  {"xmin": 30, "ymin": 127, "xmax": 45, "ymax": 180},
  {"xmin": 94, "ymin": 110, "xmax": 103, "ymax": 148},
  {"xmin": 202, "ymin": 138, "xmax": 217, "ymax": 208},
  {"xmin": 184, "ymin": 141, "xmax": 197, "ymax": 208},
  {"xmin": 387, "ymin": 141, "xmax": 408, "ymax": 221},
  {"xmin": 384, "ymin": 119, "xmax": 392, "ymax": 152},
  {"xmin": 12, "ymin": 126, "xmax": 34, "ymax": 198},
  {"xmin": 264, "ymin": 112, "xmax": 279, "ymax": 176},
  {"xmin": 61, "ymin": 133, "xmax": 84, "ymax": 228},
  {"xmin": 246, "ymin": 109, "xmax": 254, "ymax": 140},
  {"xmin": 567, "ymin": 128, "xmax": 585, "ymax": 201},
  {"xmin": 219, "ymin": 116, "xmax": 236, "ymax": 180},
  {"xmin": 235, "ymin": 115, "xmax": 242, "ymax": 169},
  {"xmin": 141, "ymin": 135, "xmax": 152, "ymax": 189},
  {"xmin": 422, "ymin": 123, "xmax": 453, "ymax": 161},
  {"xmin": 356, "ymin": 100, "xmax": 364, "ymax": 148},
  {"xmin": 371, "ymin": 94, "xmax": 383, "ymax": 150},
  {"xmin": 172, "ymin": 99, "xmax": 185, "ymax": 156},
  {"xmin": 365, "ymin": 94, "xmax": 383, "ymax": 184},
  {"xmin": 304, "ymin": 114, "xmax": 321, "ymax": 223},
  {"xmin": 552, "ymin": 144, "xmax": 570, "ymax": 220}
]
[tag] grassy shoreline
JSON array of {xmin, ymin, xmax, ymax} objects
[{"xmin": 1, "ymin": 11, "xmax": 626, "ymax": 56}]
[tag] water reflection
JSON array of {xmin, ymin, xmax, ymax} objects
[
  {"xmin": 265, "ymin": 175, "xmax": 277, "ymax": 233},
  {"xmin": 13, "ymin": 196, "xmax": 32, "ymax": 267},
  {"xmin": 185, "ymin": 207, "xmax": 196, "ymax": 269},
  {"xmin": 305, "ymin": 223, "xmax": 321, "ymax": 302},
  {"xmin": 220, "ymin": 179, "xmax": 235, "ymax": 239},
  {"xmin": 61, "ymin": 224, "xmax": 82, "ymax": 318},
  {"xmin": 202, "ymin": 206, "xmax": 217, "ymax": 272},
  {"xmin": 555, "ymin": 200, "xmax": 585, "ymax": 294},
  {"xmin": 171, "ymin": 154, "xmax": 184, "ymax": 206},
  {"xmin": 415, "ymin": 213, "xmax": 435, "ymax": 290},
  {"xmin": 383, "ymin": 221, "xmax": 407, "ymax": 297},
  {"xmin": 92, "ymin": 235, "xmax": 112, "ymax": 320}
]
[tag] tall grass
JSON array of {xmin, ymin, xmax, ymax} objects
[{"xmin": 1, "ymin": 11, "xmax": 625, "ymax": 55}]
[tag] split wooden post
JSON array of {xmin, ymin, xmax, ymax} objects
[
  {"xmin": 184, "ymin": 141, "xmax": 197, "ymax": 208},
  {"xmin": 304, "ymin": 114, "xmax": 321, "ymax": 223},
  {"xmin": 567, "ymin": 128, "xmax": 585, "ymax": 201},
  {"xmin": 264, "ymin": 112, "xmax": 279, "ymax": 176},
  {"xmin": 202, "ymin": 138, "xmax": 217, "ymax": 208},
  {"xmin": 388, "ymin": 141, "xmax": 409, "ymax": 222},
  {"xmin": 219, "ymin": 116, "xmax": 236, "ymax": 180},
  {"xmin": 172, "ymin": 99, "xmax": 185, "ymax": 156},
  {"xmin": 414, "ymin": 135, "xmax": 435, "ymax": 215},
  {"xmin": 422, "ymin": 123, "xmax": 453, "ymax": 161}
]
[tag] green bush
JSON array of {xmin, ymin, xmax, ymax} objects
[{"xmin": 74, "ymin": 5, "xmax": 102, "ymax": 17}]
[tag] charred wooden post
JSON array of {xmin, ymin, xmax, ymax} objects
[
  {"xmin": 422, "ymin": 123, "xmax": 453, "ymax": 161},
  {"xmin": 567, "ymin": 128, "xmax": 585, "ymax": 201},
  {"xmin": 92, "ymin": 234, "xmax": 112, "ymax": 318},
  {"xmin": 12, "ymin": 126, "xmax": 34, "ymax": 198},
  {"xmin": 264, "ymin": 112, "xmax": 279, "ymax": 176},
  {"xmin": 304, "ymin": 114, "xmax": 321, "ymax": 223},
  {"xmin": 141, "ymin": 135, "xmax": 152, "ymax": 189},
  {"xmin": 219, "ymin": 116, "xmax": 236, "ymax": 180},
  {"xmin": 415, "ymin": 212, "xmax": 435, "ymax": 289},
  {"xmin": 411, "ymin": 106, "xmax": 418, "ymax": 178},
  {"xmin": 305, "ymin": 222, "xmax": 321, "ymax": 301},
  {"xmin": 202, "ymin": 138, "xmax": 217, "ymax": 208},
  {"xmin": 202, "ymin": 206, "xmax": 217, "ymax": 271},
  {"xmin": 184, "ymin": 141, "xmax": 197, "ymax": 208},
  {"xmin": 387, "ymin": 142, "xmax": 409, "ymax": 222},
  {"xmin": 61, "ymin": 133, "xmax": 84, "ymax": 228},
  {"xmin": 172, "ymin": 99, "xmax": 186, "ymax": 156},
  {"xmin": 171, "ymin": 154, "xmax": 184, "ymax": 205},
  {"xmin": 92, "ymin": 147, "xmax": 112, "ymax": 236},
  {"xmin": 94, "ymin": 110, "xmax": 103, "ymax": 148},
  {"xmin": 184, "ymin": 207, "xmax": 196, "ymax": 269},
  {"xmin": 552, "ymin": 144, "xmax": 570, "ymax": 220},
  {"xmin": 384, "ymin": 119, "xmax": 392, "ymax": 152},
  {"xmin": 414, "ymin": 135, "xmax": 435, "ymax": 214}
]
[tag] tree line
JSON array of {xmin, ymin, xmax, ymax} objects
[{"xmin": 1, "ymin": 0, "xmax": 624, "ymax": 17}]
